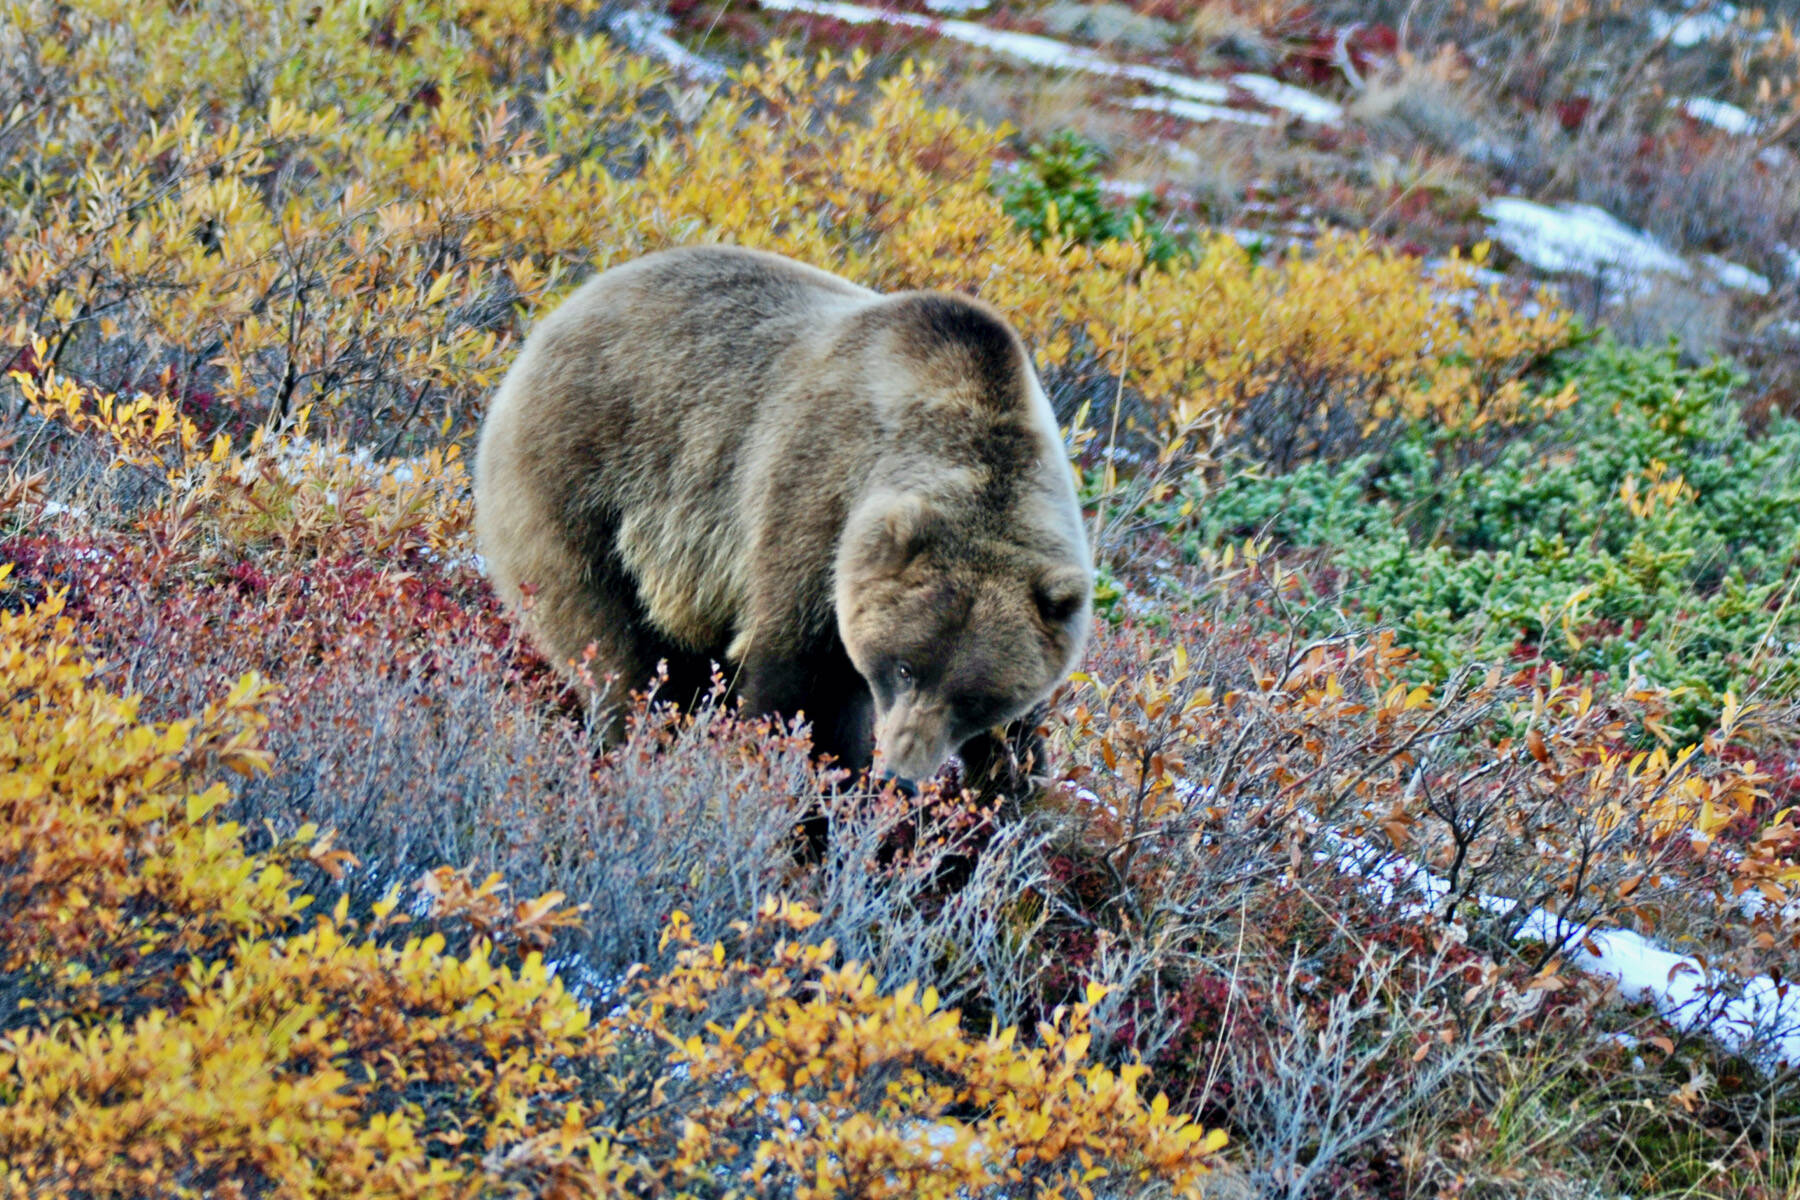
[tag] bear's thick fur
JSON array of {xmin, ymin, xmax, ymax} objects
[{"xmin": 474, "ymin": 245, "xmax": 1092, "ymax": 794}]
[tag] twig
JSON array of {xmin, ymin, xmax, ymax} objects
[
  {"xmin": 1197, "ymin": 887, "xmax": 1249, "ymax": 1112},
  {"xmin": 1583, "ymin": 0, "xmax": 1715, "ymax": 138}
]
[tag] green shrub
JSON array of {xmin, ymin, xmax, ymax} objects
[
  {"xmin": 996, "ymin": 131, "xmax": 1184, "ymax": 266},
  {"xmin": 1187, "ymin": 342, "xmax": 1800, "ymax": 735}
]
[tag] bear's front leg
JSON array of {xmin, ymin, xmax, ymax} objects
[
  {"xmin": 956, "ymin": 708, "xmax": 1049, "ymax": 815},
  {"xmin": 738, "ymin": 637, "xmax": 877, "ymax": 861},
  {"xmin": 738, "ymin": 639, "xmax": 877, "ymax": 781}
]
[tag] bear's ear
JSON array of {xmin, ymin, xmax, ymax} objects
[{"xmin": 1034, "ymin": 565, "xmax": 1091, "ymax": 625}]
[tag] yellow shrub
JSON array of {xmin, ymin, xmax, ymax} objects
[
  {"xmin": 3, "ymin": 0, "xmax": 1569, "ymax": 461},
  {"xmin": 633, "ymin": 902, "xmax": 1226, "ymax": 1199},
  {"xmin": 0, "ymin": 583, "xmax": 1224, "ymax": 1197},
  {"xmin": 10, "ymin": 350, "xmax": 474, "ymax": 563}
]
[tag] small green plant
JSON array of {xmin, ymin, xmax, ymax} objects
[
  {"xmin": 997, "ymin": 131, "xmax": 1183, "ymax": 266},
  {"xmin": 1183, "ymin": 342, "xmax": 1800, "ymax": 736}
]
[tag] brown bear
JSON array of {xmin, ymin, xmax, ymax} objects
[{"xmin": 473, "ymin": 245, "xmax": 1092, "ymax": 798}]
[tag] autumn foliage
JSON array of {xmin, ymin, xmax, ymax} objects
[
  {"xmin": 0, "ymin": 587, "xmax": 1226, "ymax": 1196},
  {"xmin": 6, "ymin": 0, "xmax": 1800, "ymax": 1196},
  {"xmin": 4, "ymin": 0, "xmax": 1566, "ymax": 455}
]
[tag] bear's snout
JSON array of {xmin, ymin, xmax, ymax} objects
[{"xmin": 874, "ymin": 697, "xmax": 955, "ymax": 782}]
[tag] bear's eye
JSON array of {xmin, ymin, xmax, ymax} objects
[{"xmin": 895, "ymin": 661, "xmax": 914, "ymax": 686}]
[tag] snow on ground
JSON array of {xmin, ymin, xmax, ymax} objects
[
  {"xmin": 756, "ymin": 0, "xmax": 1342, "ymax": 124},
  {"xmin": 1779, "ymin": 243, "xmax": 1800, "ymax": 281},
  {"xmin": 1124, "ymin": 94, "xmax": 1275, "ymax": 127},
  {"xmin": 1139, "ymin": 775, "xmax": 1800, "ymax": 1066},
  {"xmin": 1701, "ymin": 253, "xmax": 1772, "ymax": 295},
  {"xmin": 1097, "ymin": 178, "xmax": 1153, "ymax": 198},
  {"xmin": 1228, "ymin": 72, "xmax": 1344, "ymax": 126},
  {"xmin": 1675, "ymin": 96, "xmax": 1761, "ymax": 135},
  {"xmin": 1523, "ymin": 913, "xmax": 1800, "ymax": 1064},
  {"xmin": 1423, "ymin": 256, "xmax": 1513, "ymax": 315},
  {"xmin": 758, "ymin": 0, "xmax": 1227, "ymax": 102},
  {"xmin": 1482, "ymin": 197, "xmax": 1689, "ymax": 285},
  {"xmin": 609, "ymin": 9, "xmax": 728, "ymax": 80},
  {"xmin": 237, "ymin": 433, "xmax": 482, "ymax": 571},
  {"xmin": 1154, "ymin": 138, "xmax": 1202, "ymax": 167},
  {"xmin": 1326, "ymin": 829, "xmax": 1800, "ymax": 1068},
  {"xmin": 1483, "ymin": 200, "xmax": 1770, "ymax": 297},
  {"xmin": 1650, "ymin": 3, "xmax": 1741, "ymax": 48}
]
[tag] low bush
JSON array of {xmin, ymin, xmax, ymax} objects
[
  {"xmin": 8, "ymin": 1, "xmax": 1800, "ymax": 1194},
  {"xmin": 996, "ymin": 130, "xmax": 1184, "ymax": 267},
  {"xmin": 0, "ymin": 583, "xmax": 1228, "ymax": 1197},
  {"xmin": 3, "ymin": 0, "xmax": 1566, "ymax": 459},
  {"xmin": 1189, "ymin": 342, "xmax": 1800, "ymax": 737}
]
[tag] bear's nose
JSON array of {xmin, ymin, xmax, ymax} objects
[
  {"xmin": 877, "ymin": 736, "xmax": 950, "ymax": 783},
  {"xmin": 877, "ymin": 772, "xmax": 920, "ymax": 797},
  {"xmin": 875, "ymin": 698, "xmax": 953, "ymax": 781}
]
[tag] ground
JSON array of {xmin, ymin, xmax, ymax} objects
[{"xmin": 5, "ymin": 2, "xmax": 1800, "ymax": 1196}]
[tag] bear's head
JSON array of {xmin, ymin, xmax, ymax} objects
[{"xmin": 835, "ymin": 486, "xmax": 1093, "ymax": 784}]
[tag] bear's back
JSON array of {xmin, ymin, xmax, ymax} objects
[
  {"xmin": 475, "ymin": 245, "xmax": 1082, "ymax": 663},
  {"xmin": 480, "ymin": 247, "xmax": 884, "ymax": 652}
]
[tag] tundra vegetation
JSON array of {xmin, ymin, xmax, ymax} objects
[{"xmin": 4, "ymin": 1, "xmax": 1800, "ymax": 1196}]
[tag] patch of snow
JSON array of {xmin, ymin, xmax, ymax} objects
[
  {"xmin": 1525, "ymin": 913, "xmax": 1800, "ymax": 1065},
  {"xmin": 1424, "ymin": 257, "xmax": 1512, "ymax": 315},
  {"xmin": 757, "ymin": 0, "xmax": 1340, "ymax": 123},
  {"xmin": 1650, "ymin": 3, "xmax": 1739, "ymax": 48},
  {"xmin": 924, "ymin": 0, "xmax": 989, "ymax": 11},
  {"xmin": 239, "ymin": 432, "xmax": 467, "ymax": 504},
  {"xmin": 1321, "ymin": 829, "xmax": 1800, "ymax": 1067},
  {"xmin": 1674, "ymin": 96, "xmax": 1760, "ymax": 136},
  {"xmin": 762, "ymin": 0, "xmax": 1221, "ymax": 101},
  {"xmin": 1230, "ymin": 72, "xmax": 1343, "ymax": 125},
  {"xmin": 1701, "ymin": 253, "xmax": 1771, "ymax": 295},
  {"xmin": 1482, "ymin": 197, "xmax": 1689, "ymax": 284},
  {"xmin": 609, "ymin": 9, "xmax": 727, "ymax": 81},
  {"xmin": 242, "ymin": 434, "xmax": 372, "ymax": 488},
  {"xmin": 1099, "ymin": 178, "xmax": 1153, "ymax": 198},
  {"xmin": 401, "ymin": 539, "xmax": 483, "ymax": 573},
  {"xmin": 1778, "ymin": 243, "xmax": 1800, "ymax": 281},
  {"xmin": 1119, "ymin": 585, "xmax": 1160, "ymax": 618},
  {"xmin": 901, "ymin": 1118, "xmax": 982, "ymax": 1164},
  {"xmin": 1154, "ymin": 138, "xmax": 1202, "ymax": 166},
  {"xmin": 41, "ymin": 500, "xmax": 87, "ymax": 520},
  {"xmin": 1124, "ymin": 94, "xmax": 1275, "ymax": 128},
  {"xmin": 1460, "ymin": 138, "xmax": 1519, "ymax": 170},
  {"xmin": 1065, "ymin": 783, "xmax": 1119, "ymax": 819}
]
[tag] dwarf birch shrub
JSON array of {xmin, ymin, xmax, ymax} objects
[
  {"xmin": 1035, "ymin": 563, "xmax": 1796, "ymax": 1071},
  {"xmin": 0, "ymin": 583, "xmax": 1228, "ymax": 1196},
  {"xmin": 1192, "ymin": 343, "xmax": 1800, "ymax": 735},
  {"xmin": 2, "ymin": 0, "xmax": 1568, "ymax": 458}
]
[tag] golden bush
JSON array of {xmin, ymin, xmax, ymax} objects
[
  {"xmin": 0, "ymin": 584, "xmax": 1224, "ymax": 1196},
  {"xmin": 3, "ymin": 0, "xmax": 1569, "ymax": 458}
]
